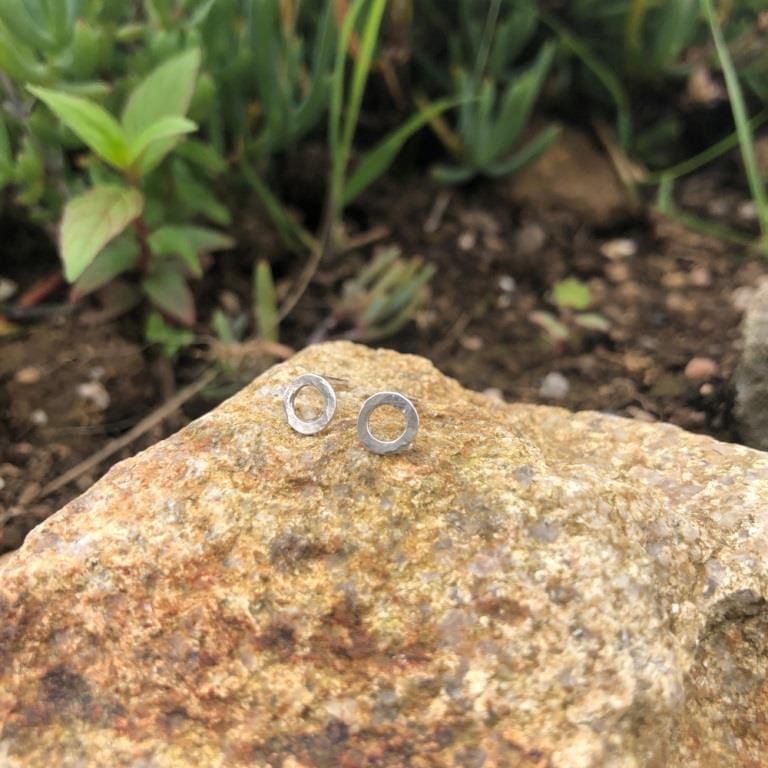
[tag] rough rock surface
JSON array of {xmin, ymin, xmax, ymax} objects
[
  {"xmin": 1, "ymin": 341, "xmax": 767, "ymax": 768},
  {"xmin": 735, "ymin": 278, "xmax": 768, "ymax": 451}
]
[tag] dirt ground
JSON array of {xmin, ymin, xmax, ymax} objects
[{"xmin": 2, "ymin": 130, "xmax": 766, "ymax": 554}]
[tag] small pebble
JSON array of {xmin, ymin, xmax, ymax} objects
[
  {"xmin": 483, "ymin": 387, "xmax": 505, "ymax": 404},
  {"xmin": 458, "ymin": 231, "xmax": 476, "ymax": 251},
  {"xmin": 737, "ymin": 200, "xmax": 757, "ymax": 221},
  {"xmin": 689, "ymin": 266, "xmax": 711, "ymax": 287},
  {"xmin": 15, "ymin": 367, "xmax": 42, "ymax": 385},
  {"xmin": 30, "ymin": 409, "xmax": 48, "ymax": 427},
  {"xmin": 0, "ymin": 277, "xmax": 18, "ymax": 302},
  {"xmin": 684, "ymin": 357, "xmax": 719, "ymax": 381},
  {"xmin": 626, "ymin": 406, "xmax": 656, "ymax": 423},
  {"xmin": 514, "ymin": 223, "xmax": 546, "ymax": 255},
  {"xmin": 498, "ymin": 275, "xmax": 516, "ymax": 293},
  {"xmin": 539, "ymin": 372, "xmax": 570, "ymax": 400},
  {"xmin": 460, "ymin": 335, "xmax": 483, "ymax": 351},
  {"xmin": 600, "ymin": 238, "xmax": 637, "ymax": 260},
  {"xmin": 605, "ymin": 263, "xmax": 630, "ymax": 283},
  {"xmin": 77, "ymin": 381, "xmax": 111, "ymax": 410}
]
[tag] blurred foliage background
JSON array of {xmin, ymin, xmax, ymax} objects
[{"xmin": 0, "ymin": 0, "xmax": 767, "ymax": 354}]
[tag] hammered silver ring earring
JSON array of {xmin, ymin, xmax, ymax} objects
[
  {"xmin": 357, "ymin": 391, "xmax": 419, "ymax": 455},
  {"xmin": 283, "ymin": 373, "xmax": 337, "ymax": 435}
]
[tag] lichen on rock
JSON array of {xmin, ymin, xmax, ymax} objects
[{"xmin": 1, "ymin": 341, "xmax": 767, "ymax": 767}]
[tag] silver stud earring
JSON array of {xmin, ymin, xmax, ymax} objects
[
  {"xmin": 357, "ymin": 391, "xmax": 419, "ymax": 454},
  {"xmin": 283, "ymin": 373, "xmax": 337, "ymax": 435}
]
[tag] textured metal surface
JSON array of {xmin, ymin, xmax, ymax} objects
[
  {"xmin": 283, "ymin": 373, "xmax": 336, "ymax": 435},
  {"xmin": 357, "ymin": 391, "xmax": 419, "ymax": 454}
]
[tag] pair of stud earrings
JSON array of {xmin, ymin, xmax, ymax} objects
[{"xmin": 282, "ymin": 373, "xmax": 419, "ymax": 455}]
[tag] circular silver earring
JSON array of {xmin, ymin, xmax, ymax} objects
[
  {"xmin": 283, "ymin": 373, "xmax": 337, "ymax": 435},
  {"xmin": 357, "ymin": 391, "xmax": 419, "ymax": 454}
]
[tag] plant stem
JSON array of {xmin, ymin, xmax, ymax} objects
[
  {"xmin": 702, "ymin": 0, "xmax": 768, "ymax": 249},
  {"xmin": 134, "ymin": 213, "xmax": 153, "ymax": 274}
]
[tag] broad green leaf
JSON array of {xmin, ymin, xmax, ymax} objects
[
  {"xmin": 27, "ymin": 85, "xmax": 129, "ymax": 168},
  {"xmin": 254, "ymin": 260, "xmax": 278, "ymax": 342},
  {"xmin": 127, "ymin": 115, "xmax": 197, "ymax": 169},
  {"xmin": 121, "ymin": 48, "xmax": 201, "ymax": 175},
  {"xmin": 149, "ymin": 224, "xmax": 233, "ymax": 277},
  {"xmin": 551, "ymin": 278, "xmax": 591, "ymax": 311},
  {"xmin": 344, "ymin": 99, "xmax": 455, "ymax": 205},
  {"xmin": 60, "ymin": 185, "xmax": 144, "ymax": 282},
  {"xmin": 145, "ymin": 310, "xmax": 194, "ymax": 356},
  {"xmin": 143, "ymin": 265, "xmax": 196, "ymax": 325},
  {"xmin": 71, "ymin": 237, "xmax": 140, "ymax": 298}
]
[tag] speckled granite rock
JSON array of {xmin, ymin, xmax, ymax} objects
[
  {"xmin": 735, "ymin": 279, "xmax": 768, "ymax": 451},
  {"xmin": 1, "ymin": 342, "xmax": 767, "ymax": 768}
]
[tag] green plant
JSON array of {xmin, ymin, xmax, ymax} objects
[
  {"xmin": 702, "ymin": 0, "xmax": 768, "ymax": 252},
  {"xmin": 430, "ymin": 0, "xmax": 559, "ymax": 183},
  {"xmin": 530, "ymin": 277, "xmax": 609, "ymax": 346},
  {"xmin": 328, "ymin": 246, "xmax": 435, "ymax": 341},
  {"xmin": 27, "ymin": 48, "xmax": 233, "ymax": 327}
]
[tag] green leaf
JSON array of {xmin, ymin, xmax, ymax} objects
[
  {"xmin": 574, "ymin": 313, "xmax": 610, "ymax": 333},
  {"xmin": 172, "ymin": 159, "xmax": 231, "ymax": 225},
  {"xmin": 143, "ymin": 265, "xmax": 196, "ymax": 325},
  {"xmin": 254, "ymin": 260, "xmax": 278, "ymax": 342},
  {"xmin": 13, "ymin": 135, "xmax": 44, "ymax": 205},
  {"xmin": 0, "ymin": 113, "xmax": 11, "ymax": 186},
  {"xmin": 127, "ymin": 115, "xmax": 197, "ymax": 169},
  {"xmin": 0, "ymin": 0, "xmax": 54, "ymax": 50},
  {"xmin": 60, "ymin": 186, "xmax": 144, "ymax": 282},
  {"xmin": 27, "ymin": 85, "xmax": 129, "ymax": 168},
  {"xmin": 175, "ymin": 139, "xmax": 227, "ymax": 173},
  {"xmin": 551, "ymin": 278, "xmax": 591, "ymax": 311},
  {"xmin": 121, "ymin": 48, "xmax": 201, "ymax": 175},
  {"xmin": 431, "ymin": 164, "xmax": 476, "ymax": 185},
  {"xmin": 491, "ymin": 42, "xmax": 555, "ymax": 160},
  {"xmin": 149, "ymin": 224, "xmax": 233, "ymax": 277},
  {"xmin": 344, "ymin": 98, "xmax": 455, "ymax": 205},
  {"xmin": 211, "ymin": 309, "xmax": 235, "ymax": 344},
  {"xmin": 529, "ymin": 311, "xmax": 569, "ymax": 343},
  {"xmin": 71, "ymin": 237, "xmax": 140, "ymax": 298},
  {"xmin": 145, "ymin": 310, "xmax": 194, "ymax": 356},
  {"xmin": 485, "ymin": 124, "xmax": 561, "ymax": 178},
  {"xmin": 0, "ymin": 20, "xmax": 49, "ymax": 82}
]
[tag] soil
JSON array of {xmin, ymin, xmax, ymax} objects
[{"xmin": 2, "ymin": 132, "xmax": 767, "ymax": 555}]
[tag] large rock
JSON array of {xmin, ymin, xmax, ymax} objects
[
  {"xmin": 1, "ymin": 342, "xmax": 767, "ymax": 767},
  {"xmin": 735, "ymin": 279, "xmax": 768, "ymax": 451}
]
